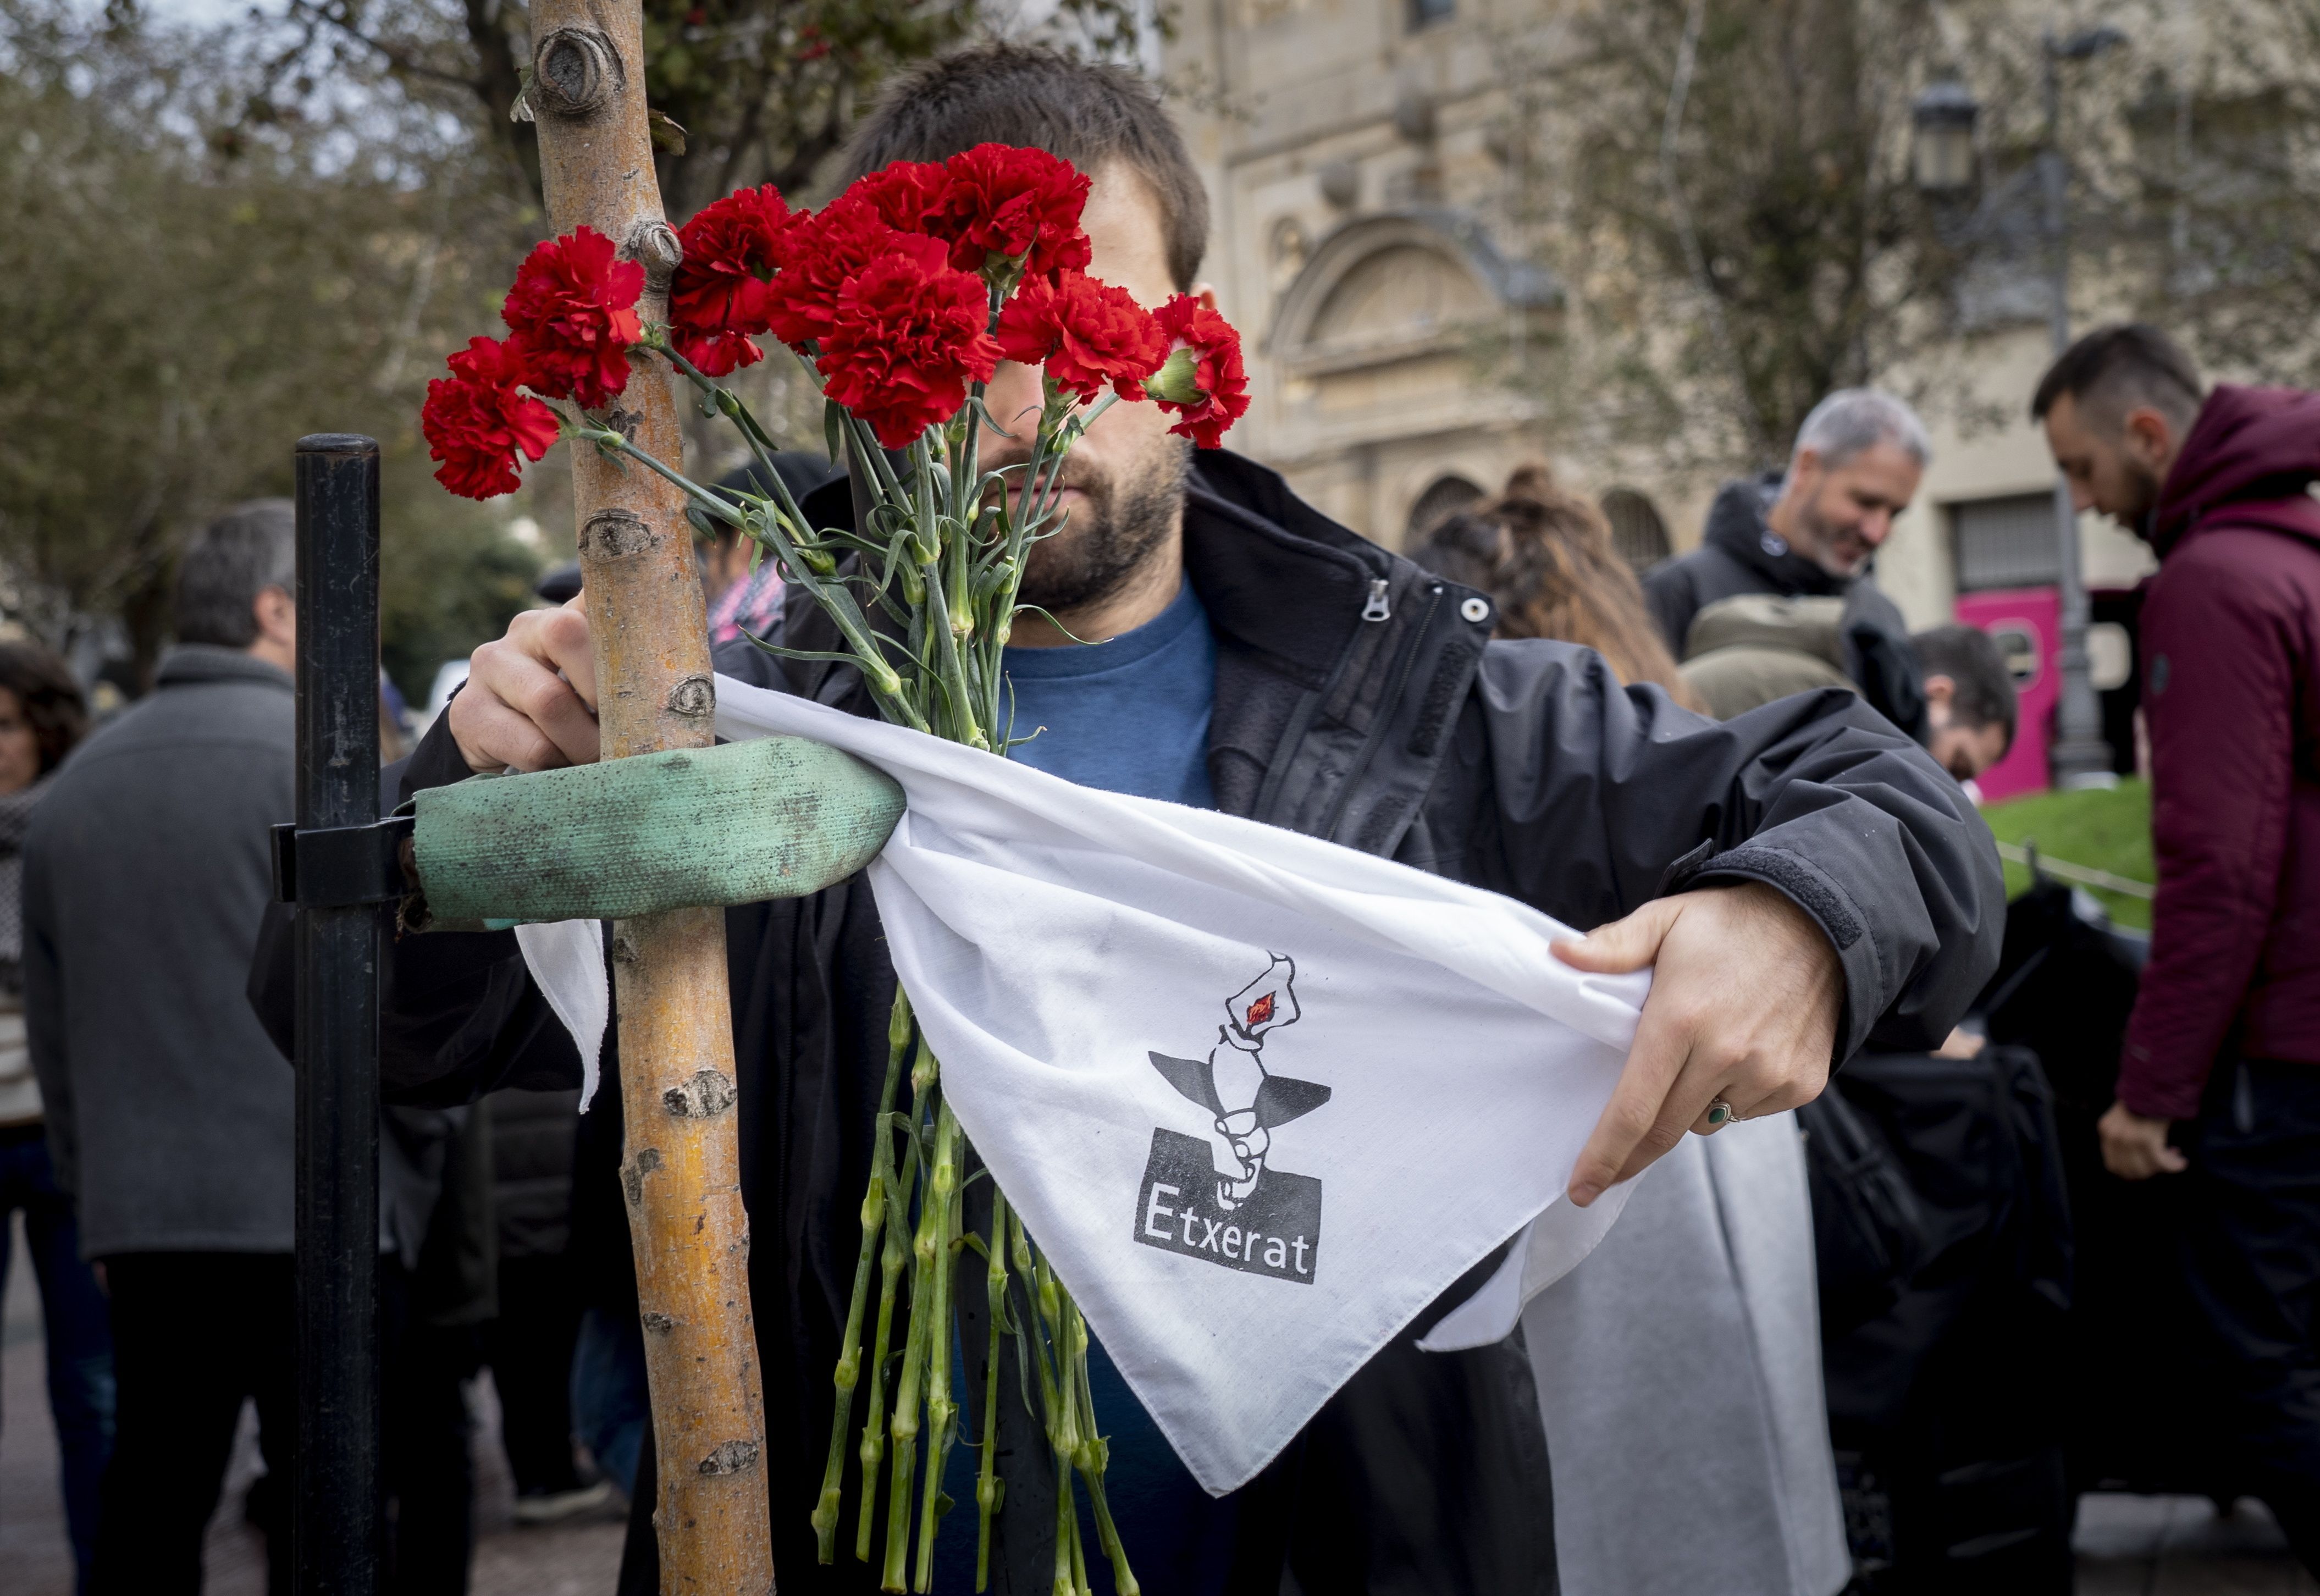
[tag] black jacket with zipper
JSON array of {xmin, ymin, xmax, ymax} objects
[{"xmin": 334, "ymin": 448, "xmax": 2002, "ymax": 1594}]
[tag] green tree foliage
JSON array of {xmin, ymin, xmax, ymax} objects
[
  {"xmin": 276, "ymin": 0, "xmax": 1150, "ymax": 217},
  {"xmin": 0, "ymin": 0, "xmax": 545, "ymax": 691},
  {"xmin": 1504, "ymin": 0, "xmax": 1951, "ymax": 468},
  {"xmin": 2111, "ymin": 0, "xmax": 2320, "ymax": 391},
  {"xmin": 0, "ymin": 0, "xmax": 1150, "ymax": 697},
  {"xmin": 1501, "ymin": 0, "xmax": 2320, "ymax": 472}
]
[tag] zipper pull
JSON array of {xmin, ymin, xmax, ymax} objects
[{"xmin": 1361, "ymin": 578, "xmax": 1391, "ymax": 622}]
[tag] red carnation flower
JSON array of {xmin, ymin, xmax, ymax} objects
[
  {"xmin": 932, "ymin": 143, "xmax": 1092, "ymax": 279},
  {"xmin": 1145, "ymin": 294, "xmax": 1250, "ymax": 449},
  {"xmin": 422, "ymin": 336, "xmax": 561, "ymax": 500},
  {"xmin": 501, "ymin": 226, "xmax": 645, "ymax": 409},
  {"xmin": 762, "ymin": 196, "xmax": 907, "ymax": 348},
  {"xmin": 850, "ymin": 160, "xmax": 948, "ymax": 235},
  {"xmin": 817, "ymin": 235, "xmax": 1001, "ymax": 449},
  {"xmin": 673, "ymin": 324, "xmax": 764, "ymax": 380},
  {"xmin": 670, "ymin": 183, "xmax": 792, "ymax": 377},
  {"xmin": 994, "ymin": 271, "xmax": 1167, "ymax": 403}
]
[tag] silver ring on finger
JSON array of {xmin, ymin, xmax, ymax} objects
[{"xmin": 1704, "ymin": 1096, "xmax": 1737, "ymax": 1129}]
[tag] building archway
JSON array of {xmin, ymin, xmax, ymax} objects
[
  {"xmin": 1407, "ymin": 475, "xmax": 1485, "ymax": 541},
  {"xmin": 1600, "ymin": 488, "xmax": 1671, "ymax": 572},
  {"xmin": 1269, "ymin": 210, "xmax": 1559, "ymax": 375}
]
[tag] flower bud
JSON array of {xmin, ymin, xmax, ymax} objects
[{"xmin": 1141, "ymin": 346, "xmax": 1207, "ymax": 406}]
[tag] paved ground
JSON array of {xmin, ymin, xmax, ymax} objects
[
  {"xmin": 2, "ymin": 1216, "xmax": 626, "ymax": 1596},
  {"xmin": 3, "ymin": 1215, "xmax": 2308, "ymax": 1593}
]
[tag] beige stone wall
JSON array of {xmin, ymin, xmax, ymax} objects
[{"xmin": 1164, "ymin": 0, "xmax": 2161, "ymax": 607}]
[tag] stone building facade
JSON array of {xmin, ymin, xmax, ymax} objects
[{"xmin": 1162, "ymin": 0, "xmax": 2158, "ymax": 634}]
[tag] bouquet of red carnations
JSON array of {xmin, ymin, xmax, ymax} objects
[{"xmin": 419, "ymin": 145, "xmax": 1248, "ymax": 1595}]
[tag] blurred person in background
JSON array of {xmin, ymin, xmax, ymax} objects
[
  {"xmin": 1683, "ymin": 611, "xmax": 2018, "ymax": 785},
  {"xmin": 1644, "ymin": 390, "xmax": 1934, "ymax": 742},
  {"xmin": 376, "ymin": 1099, "xmax": 494, "ymax": 1595},
  {"xmin": 2036, "ymin": 323, "xmax": 2320, "ymax": 1570},
  {"xmin": 1409, "ymin": 462, "xmax": 1700, "ymax": 705},
  {"xmin": 565, "ymin": 1061, "xmax": 650, "ymax": 1503},
  {"xmin": 26, "ymin": 502, "xmax": 300, "ymax": 1595},
  {"xmin": 0, "ymin": 642, "xmax": 109, "ymax": 1592},
  {"xmin": 479, "ymin": 1084, "xmax": 612, "ymax": 1522},
  {"xmin": 694, "ymin": 452, "xmax": 839, "ymax": 645},
  {"xmin": 1411, "ymin": 464, "xmax": 1849, "ymax": 1596}
]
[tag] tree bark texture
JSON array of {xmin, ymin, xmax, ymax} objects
[{"xmin": 527, "ymin": 5, "xmax": 775, "ymax": 1591}]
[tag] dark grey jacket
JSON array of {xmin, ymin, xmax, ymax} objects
[
  {"xmin": 29, "ymin": 646, "xmax": 296, "ymax": 1256},
  {"xmin": 484, "ymin": 1085, "xmax": 581, "ymax": 1259},
  {"xmin": 353, "ymin": 450, "xmax": 2003, "ymax": 1593},
  {"xmin": 1643, "ymin": 476, "xmax": 1929, "ymax": 741}
]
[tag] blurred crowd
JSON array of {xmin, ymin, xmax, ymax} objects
[{"xmin": 0, "ymin": 297, "xmax": 2313, "ymax": 1596}]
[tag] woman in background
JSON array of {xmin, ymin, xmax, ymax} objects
[
  {"xmin": 1412, "ymin": 466, "xmax": 1849, "ymax": 1596},
  {"xmin": 1410, "ymin": 463, "xmax": 1700, "ymax": 706},
  {"xmin": 0, "ymin": 641, "xmax": 112, "ymax": 1594}
]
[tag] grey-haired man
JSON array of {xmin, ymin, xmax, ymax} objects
[{"xmin": 1643, "ymin": 390, "xmax": 1934, "ymax": 738}]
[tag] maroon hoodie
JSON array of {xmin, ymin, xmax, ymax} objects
[{"xmin": 2120, "ymin": 384, "xmax": 2320, "ymax": 1119}]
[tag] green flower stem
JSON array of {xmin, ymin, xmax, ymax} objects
[
  {"xmin": 1068, "ymin": 1298, "xmax": 1138, "ymax": 1595},
  {"xmin": 570, "ymin": 423, "xmax": 931, "ymax": 728},
  {"xmin": 917, "ymin": 558, "xmax": 985, "ymax": 750},
  {"xmin": 857, "ymin": 1115, "xmax": 920, "ymax": 1564},
  {"xmin": 573, "ymin": 424, "xmax": 746, "ymax": 526},
  {"xmin": 974, "ymin": 1190, "xmax": 1011, "ymax": 1592},
  {"xmin": 882, "ymin": 1127, "xmax": 942, "ymax": 1594},
  {"xmin": 1050, "ymin": 1440, "xmax": 1079, "ymax": 1596},
  {"xmin": 1028, "ymin": 1248, "xmax": 1085, "ymax": 1596},
  {"xmin": 913, "ymin": 1100, "xmax": 963, "ymax": 1593},
  {"xmin": 814, "ymin": 990, "xmax": 915, "ymax": 1562}
]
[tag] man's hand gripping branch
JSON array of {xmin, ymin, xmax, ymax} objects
[{"xmin": 449, "ymin": 597, "xmax": 601, "ymax": 774}]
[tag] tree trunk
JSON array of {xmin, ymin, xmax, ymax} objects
[{"xmin": 525, "ymin": 7, "xmax": 775, "ymax": 1592}]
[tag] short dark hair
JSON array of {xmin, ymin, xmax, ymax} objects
[
  {"xmin": 1913, "ymin": 624, "xmax": 2017, "ymax": 754},
  {"xmin": 0, "ymin": 643, "xmax": 87, "ymax": 775},
  {"xmin": 176, "ymin": 500, "xmax": 295, "ymax": 648},
  {"xmin": 2030, "ymin": 323, "xmax": 2205, "ymax": 431},
  {"xmin": 840, "ymin": 43, "xmax": 1209, "ymax": 291}
]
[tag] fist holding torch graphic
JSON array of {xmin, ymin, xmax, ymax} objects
[{"xmin": 1150, "ymin": 954, "xmax": 1332, "ymax": 1210}]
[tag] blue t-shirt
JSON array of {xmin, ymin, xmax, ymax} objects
[
  {"xmin": 996, "ymin": 577, "xmax": 1217, "ymax": 809},
  {"xmin": 931, "ymin": 578, "xmax": 1238, "ymax": 1592}
]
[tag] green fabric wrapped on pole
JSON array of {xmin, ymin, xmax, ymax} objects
[{"xmin": 411, "ymin": 737, "xmax": 903, "ymax": 925}]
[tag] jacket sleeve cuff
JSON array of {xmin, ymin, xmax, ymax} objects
[
  {"xmin": 1666, "ymin": 841, "xmax": 1879, "ymax": 1061},
  {"xmin": 2114, "ymin": 1040, "xmax": 2219, "ymax": 1122},
  {"xmin": 400, "ymin": 691, "xmax": 484, "ymax": 805}
]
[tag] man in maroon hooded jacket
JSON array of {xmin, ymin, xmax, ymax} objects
[{"xmin": 2038, "ymin": 323, "xmax": 2320, "ymax": 1562}]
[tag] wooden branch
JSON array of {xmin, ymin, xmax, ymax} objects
[{"xmin": 526, "ymin": 4, "xmax": 775, "ymax": 1591}]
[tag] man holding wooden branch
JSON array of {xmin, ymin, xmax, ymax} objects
[{"xmin": 376, "ymin": 45, "xmax": 1999, "ymax": 1595}]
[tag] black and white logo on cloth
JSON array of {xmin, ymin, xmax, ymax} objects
[{"xmin": 1135, "ymin": 954, "xmax": 1331, "ymax": 1284}]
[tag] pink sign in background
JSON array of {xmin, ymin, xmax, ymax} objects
[{"xmin": 1955, "ymin": 585, "xmax": 2059, "ymax": 804}]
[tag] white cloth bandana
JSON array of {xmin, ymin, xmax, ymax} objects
[{"xmin": 517, "ymin": 674, "xmax": 1649, "ymax": 1494}]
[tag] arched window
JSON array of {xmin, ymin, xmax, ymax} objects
[
  {"xmin": 1600, "ymin": 488, "xmax": 1670, "ymax": 573},
  {"xmin": 1407, "ymin": 476, "xmax": 1484, "ymax": 542}
]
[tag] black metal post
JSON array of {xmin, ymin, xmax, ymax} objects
[
  {"xmin": 292, "ymin": 433, "xmax": 384, "ymax": 1595},
  {"xmin": 2040, "ymin": 28, "xmax": 2123, "ymax": 787}
]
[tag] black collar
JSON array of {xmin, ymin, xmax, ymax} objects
[
  {"xmin": 155, "ymin": 644, "xmax": 294, "ymax": 692},
  {"xmin": 1182, "ymin": 450, "xmax": 1387, "ymax": 691}
]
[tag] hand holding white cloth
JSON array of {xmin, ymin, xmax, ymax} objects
[{"xmin": 517, "ymin": 675, "xmax": 1650, "ymax": 1493}]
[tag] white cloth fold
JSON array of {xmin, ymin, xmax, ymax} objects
[{"xmin": 516, "ymin": 674, "xmax": 1649, "ymax": 1494}]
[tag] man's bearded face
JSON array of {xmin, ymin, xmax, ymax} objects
[
  {"xmin": 1784, "ymin": 441, "xmax": 1923, "ymax": 578},
  {"xmin": 1012, "ymin": 438, "xmax": 1191, "ymax": 614}
]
